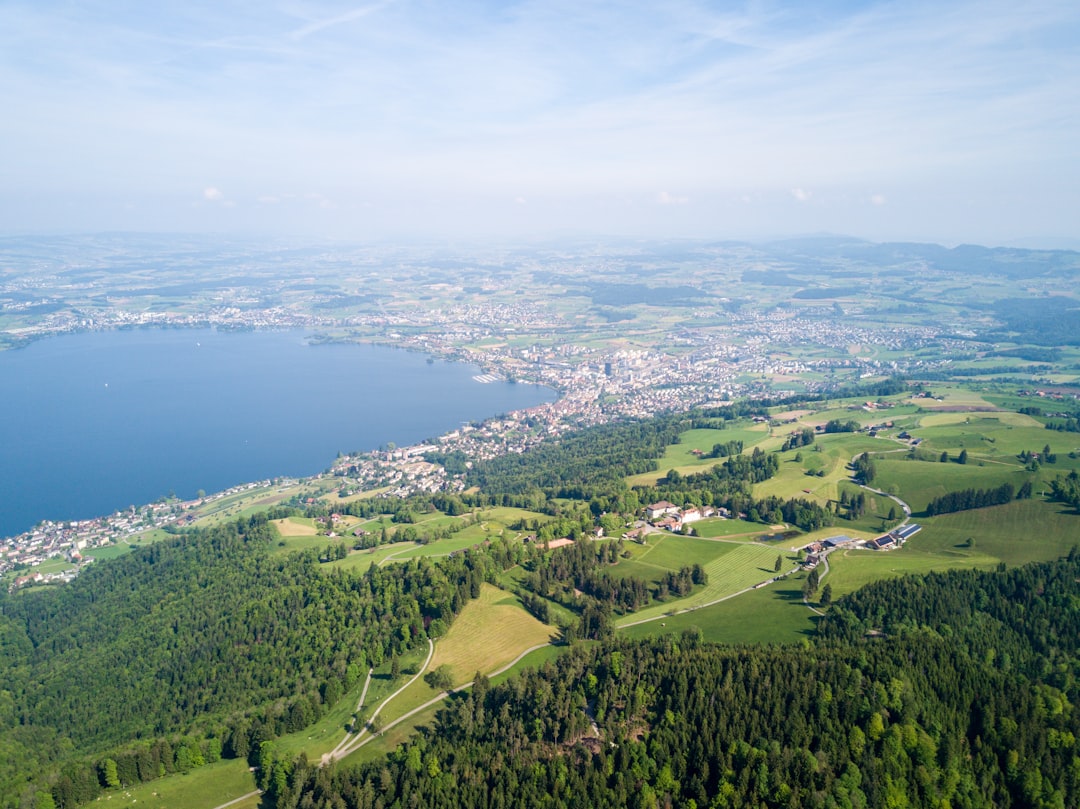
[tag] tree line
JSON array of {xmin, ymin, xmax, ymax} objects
[
  {"xmin": 0, "ymin": 516, "xmax": 514, "ymax": 808},
  {"xmin": 924, "ymin": 481, "xmax": 1031, "ymax": 516},
  {"xmin": 281, "ymin": 554, "xmax": 1080, "ymax": 809}
]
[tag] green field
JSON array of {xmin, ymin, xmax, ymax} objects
[
  {"xmin": 871, "ymin": 457, "xmax": 1033, "ymax": 513},
  {"xmin": 377, "ymin": 583, "xmax": 554, "ymax": 726},
  {"xmin": 620, "ymin": 578, "xmax": 818, "ymax": 644},
  {"xmin": 32, "ymin": 557, "xmax": 74, "ymax": 574},
  {"xmin": 752, "ymin": 433, "xmax": 885, "ymax": 503},
  {"xmin": 690, "ymin": 517, "xmax": 771, "ymax": 539},
  {"xmin": 822, "ymin": 498, "xmax": 1079, "ymax": 600},
  {"xmin": 325, "ymin": 541, "xmax": 418, "ymax": 573},
  {"xmin": 102, "ymin": 758, "xmax": 256, "ymax": 809},
  {"xmin": 428, "ymin": 583, "xmax": 555, "ymax": 684},
  {"xmin": 614, "ymin": 538, "xmax": 790, "ymax": 627},
  {"xmin": 83, "ymin": 543, "xmax": 134, "ymax": 560}
]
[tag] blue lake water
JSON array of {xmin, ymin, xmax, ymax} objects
[{"xmin": 0, "ymin": 329, "xmax": 556, "ymax": 538}]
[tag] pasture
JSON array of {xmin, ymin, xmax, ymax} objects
[
  {"xmin": 104, "ymin": 758, "xmax": 255, "ymax": 809},
  {"xmin": 822, "ymin": 497, "xmax": 1080, "ymax": 600},
  {"xmin": 378, "ymin": 583, "xmax": 554, "ymax": 725},
  {"xmin": 691, "ymin": 517, "xmax": 774, "ymax": 539},
  {"xmin": 428, "ymin": 583, "xmax": 555, "ymax": 684},
  {"xmin": 870, "ymin": 457, "xmax": 1032, "ymax": 514},
  {"xmin": 620, "ymin": 581, "xmax": 818, "ymax": 644},
  {"xmin": 614, "ymin": 538, "xmax": 789, "ymax": 626},
  {"xmin": 83, "ymin": 543, "xmax": 133, "ymax": 560}
]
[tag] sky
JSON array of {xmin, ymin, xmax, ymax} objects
[{"xmin": 1, "ymin": 0, "xmax": 1078, "ymax": 247}]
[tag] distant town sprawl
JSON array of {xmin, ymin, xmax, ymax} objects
[{"xmin": 4, "ymin": 235, "xmax": 1079, "ymax": 582}]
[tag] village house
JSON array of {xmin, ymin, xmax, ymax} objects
[{"xmin": 645, "ymin": 500, "xmax": 680, "ymax": 520}]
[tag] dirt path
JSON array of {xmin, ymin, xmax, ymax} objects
[
  {"xmin": 332, "ymin": 642, "xmax": 554, "ymax": 761},
  {"xmin": 326, "ymin": 639, "xmax": 434, "ymax": 762}
]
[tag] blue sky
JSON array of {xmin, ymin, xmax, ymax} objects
[{"xmin": 2, "ymin": 0, "xmax": 1077, "ymax": 245}]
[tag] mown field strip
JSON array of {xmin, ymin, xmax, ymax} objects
[{"xmin": 615, "ymin": 542, "xmax": 781, "ymax": 626}]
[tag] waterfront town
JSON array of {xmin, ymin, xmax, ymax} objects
[{"xmin": 1, "ymin": 243, "xmax": 1065, "ymax": 587}]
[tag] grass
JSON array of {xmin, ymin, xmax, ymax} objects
[
  {"xmin": 911, "ymin": 420, "xmax": 1057, "ymax": 459},
  {"xmin": 918, "ymin": 498, "xmax": 1080, "ymax": 566},
  {"xmin": 325, "ymin": 541, "xmax": 417, "ymax": 573},
  {"xmin": 428, "ymin": 583, "xmax": 556, "ymax": 683},
  {"xmin": 126, "ymin": 528, "xmax": 176, "ymax": 545},
  {"xmin": 379, "ymin": 584, "xmax": 554, "ymax": 725},
  {"xmin": 822, "ymin": 497, "xmax": 1080, "ymax": 601},
  {"xmin": 33, "ymin": 557, "xmax": 74, "ymax": 574},
  {"xmin": 83, "ymin": 543, "xmax": 133, "ymax": 561},
  {"xmin": 823, "ymin": 545, "xmax": 1002, "ymax": 601},
  {"xmin": 687, "ymin": 518, "xmax": 768, "ymax": 539},
  {"xmin": 614, "ymin": 541, "xmax": 788, "ymax": 627},
  {"xmin": 909, "ymin": 387, "xmax": 996, "ymax": 408},
  {"xmin": 271, "ymin": 516, "xmax": 318, "ymax": 535},
  {"xmin": 346, "ymin": 703, "xmax": 440, "ymax": 764},
  {"xmin": 626, "ymin": 424, "xmax": 768, "ymax": 485},
  {"xmin": 272, "ymin": 668, "xmax": 377, "ymax": 761},
  {"xmin": 102, "ymin": 758, "xmax": 256, "ymax": 809},
  {"xmin": 392, "ymin": 531, "xmax": 502, "ymax": 559},
  {"xmin": 344, "ymin": 642, "xmax": 569, "ymax": 766},
  {"xmin": 620, "ymin": 580, "xmax": 818, "ymax": 644},
  {"xmin": 872, "ymin": 457, "xmax": 1032, "ymax": 514},
  {"xmin": 752, "ymin": 434, "xmax": 885, "ymax": 503},
  {"xmin": 633, "ymin": 533, "xmax": 741, "ymax": 570}
]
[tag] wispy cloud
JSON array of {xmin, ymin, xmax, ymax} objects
[
  {"xmin": 0, "ymin": 0, "xmax": 1076, "ymax": 242},
  {"xmin": 289, "ymin": 2, "xmax": 397, "ymax": 40}
]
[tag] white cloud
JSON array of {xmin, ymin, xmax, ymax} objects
[
  {"xmin": 657, "ymin": 191, "xmax": 689, "ymax": 205},
  {"xmin": 1, "ymin": 1, "xmax": 1077, "ymax": 242}
]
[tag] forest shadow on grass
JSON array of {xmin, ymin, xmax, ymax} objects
[{"xmin": 773, "ymin": 585, "xmax": 824, "ymax": 636}]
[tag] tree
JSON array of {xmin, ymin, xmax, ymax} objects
[
  {"xmin": 99, "ymin": 758, "xmax": 120, "ymax": 789},
  {"xmin": 819, "ymin": 583, "xmax": 832, "ymax": 607},
  {"xmin": 424, "ymin": 664, "xmax": 454, "ymax": 691},
  {"xmin": 390, "ymin": 656, "xmax": 401, "ymax": 680},
  {"xmin": 774, "ymin": 554, "xmax": 783, "ymax": 572},
  {"xmin": 940, "ymin": 451, "xmax": 949, "ymax": 463},
  {"xmin": 958, "ymin": 449, "xmax": 969, "ymax": 464}
]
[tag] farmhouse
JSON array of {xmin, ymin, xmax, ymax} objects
[
  {"xmin": 646, "ymin": 500, "xmax": 680, "ymax": 519},
  {"xmin": 867, "ymin": 534, "xmax": 896, "ymax": 551},
  {"xmin": 680, "ymin": 507, "xmax": 704, "ymax": 524},
  {"xmin": 821, "ymin": 535, "xmax": 856, "ymax": 549},
  {"xmin": 868, "ymin": 523, "xmax": 921, "ymax": 551},
  {"xmin": 894, "ymin": 523, "xmax": 922, "ymax": 541}
]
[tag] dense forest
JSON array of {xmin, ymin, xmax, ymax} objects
[
  {"xmin": 5, "ymin": 382, "xmax": 1080, "ymax": 809},
  {"xmin": 281, "ymin": 553, "xmax": 1080, "ymax": 809},
  {"xmin": 0, "ymin": 516, "xmax": 507, "ymax": 807}
]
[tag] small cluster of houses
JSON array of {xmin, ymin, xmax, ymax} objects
[
  {"xmin": 801, "ymin": 524, "xmax": 923, "ymax": 567},
  {"xmin": 866, "ymin": 523, "xmax": 922, "ymax": 550},
  {"xmin": 644, "ymin": 501, "xmax": 732, "ymax": 534},
  {"xmin": 10, "ymin": 566, "xmax": 83, "ymax": 592}
]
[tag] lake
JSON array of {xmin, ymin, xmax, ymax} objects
[{"xmin": 0, "ymin": 328, "xmax": 556, "ymax": 537}]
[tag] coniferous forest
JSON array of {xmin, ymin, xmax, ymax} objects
[
  {"xmin": 1, "ymin": 398, "xmax": 1079, "ymax": 809},
  {"xmin": 280, "ymin": 553, "xmax": 1080, "ymax": 809}
]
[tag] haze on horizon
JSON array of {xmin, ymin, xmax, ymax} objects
[{"xmin": 2, "ymin": 1, "xmax": 1077, "ymax": 249}]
